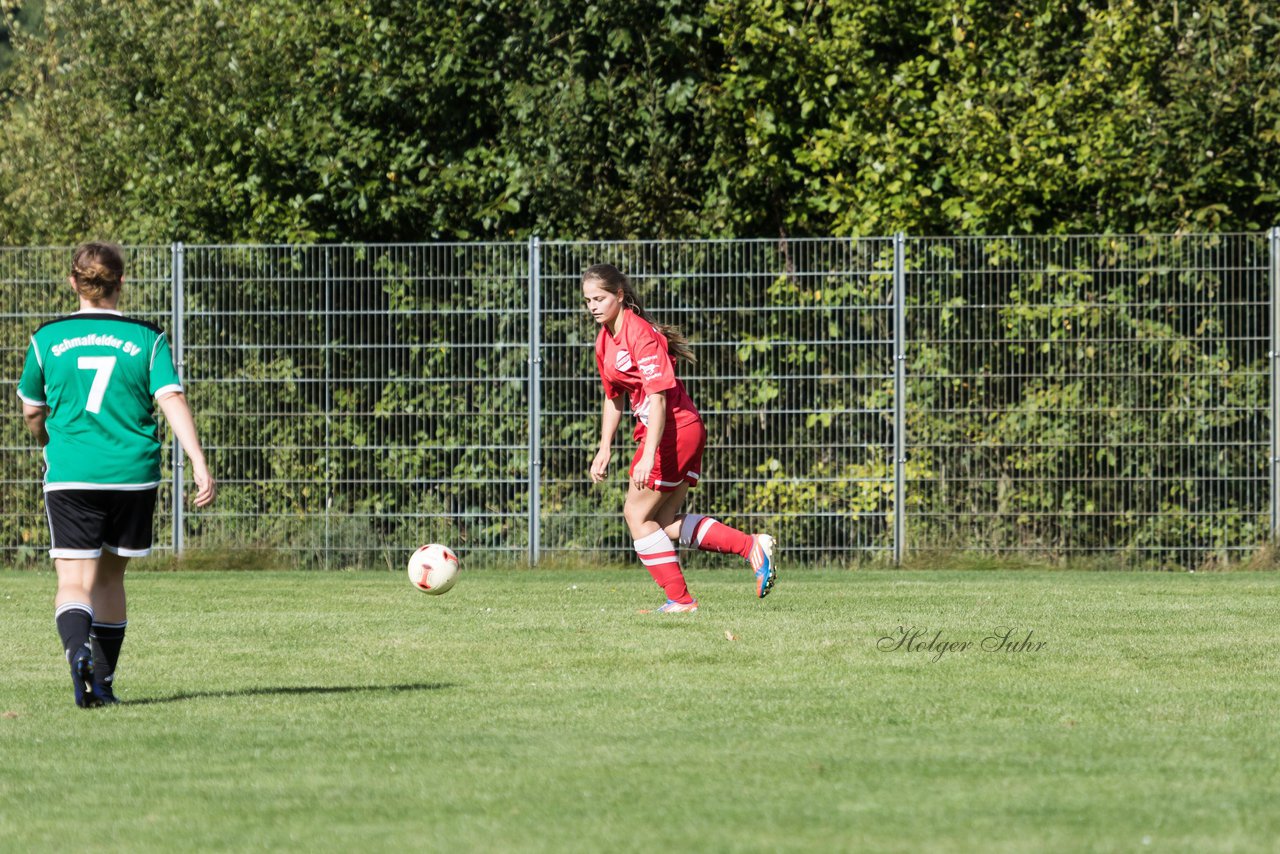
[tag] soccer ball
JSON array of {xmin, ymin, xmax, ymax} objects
[{"xmin": 407, "ymin": 543, "xmax": 460, "ymax": 595}]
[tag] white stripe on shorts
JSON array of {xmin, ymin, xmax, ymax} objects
[
  {"xmin": 50, "ymin": 548, "xmax": 102, "ymax": 559},
  {"xmin": 104, "ymin": 544, "xmax": 151, "ymax": 558}
]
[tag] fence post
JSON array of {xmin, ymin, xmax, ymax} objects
[
  {"xmin": 323, "ymin": 247, "xmax": 333, "ymax": 570},
  {"xmin": 893, "ymin": 233, "xmax": 906, "ymax": 565},
  {"xmin": 171, "ymin": 242, "xmax": 186, "ymax": 557},
  {"xmin": 528, "ymin": 237, "xmax": 542, "ymax": 566},
  {"xmin": 1271, "ymin": 227, "xmax": 1279, "ymax": 541}
]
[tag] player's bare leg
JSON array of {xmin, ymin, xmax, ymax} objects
[
  {"xmin": 54, "ymin": 557, "xmax": 94, "ymax": 611},
  {"xmin": 88, "ymin": 551, "xmax": 128, "ymax": 622},
  {"xmin": 622, "ymin": 481, "xmax": 689, "ymax": 540}
]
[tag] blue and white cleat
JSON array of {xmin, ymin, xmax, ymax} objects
[
  {"xmin": 641, "ymin": 599, "xmax": 699, "ymax": 614},
  {"xmin": 750, "ymin": 534, "xmax": 776, "ymax": 598},
  {"xmin": 71, "ymin": 648, "xmax": 102, "ymax": 709}
]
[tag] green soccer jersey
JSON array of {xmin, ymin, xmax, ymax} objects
[{"xmin": 16, "ymin": 309, "xmax": 183, "ymax": 490}]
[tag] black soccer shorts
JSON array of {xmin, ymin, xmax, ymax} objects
[{"xmin": 44, "ymin": 488, "xmax": 159, "ymax": 559}]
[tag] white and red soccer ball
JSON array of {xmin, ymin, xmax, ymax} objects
[{"xmin": 407, "ymin": 543, "xmax": 460, "ymax": 595}]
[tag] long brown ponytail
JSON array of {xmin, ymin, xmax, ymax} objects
[{"xmin": 581, "ymin": 263, "xmax": 697, "ymax": 365}]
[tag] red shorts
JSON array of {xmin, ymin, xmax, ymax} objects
[{"xmin": 630, "ymin": 417, "xmax": 706, "ymax": 491}]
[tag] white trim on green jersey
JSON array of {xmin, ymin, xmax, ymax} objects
[
  {"xmin": 17, "ymin": 310, "xmax": 183, "ymax": 488},
  {"xmin": 45, "ymin": 481, "xmax": 162, "ymax": 492}
]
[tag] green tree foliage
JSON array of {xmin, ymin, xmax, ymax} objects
[
  {"xmin": 704, "ymin": 0, "xmax": 1280, "ymax": 236},
  {"xmin": 2, "ymin": 1, "xmax": 1279, "ymax": 244},
  {"xmin": 0, "ymin": 0, "xmax": 718, "ymax": 243},
  {"xmin": 0, "ymin": 1, "xmax": 43, "ymax": 76}
]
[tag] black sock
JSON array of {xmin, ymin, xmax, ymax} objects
[
  {"xmin": 90, "ymin": 621, "xmax": 127, "ymax": 686},
  {"xmin": 55, "ymin": 603, "xmax": 93, "ymax": 664}
]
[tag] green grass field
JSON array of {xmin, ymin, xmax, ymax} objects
[{"xmin": 2, "ymin": 567, "xmax": 1277, "ymax": 853}]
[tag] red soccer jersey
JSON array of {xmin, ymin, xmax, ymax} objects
[{"xmin": 595, "ymin": 309, "xmax": 700, "ymax": 433}]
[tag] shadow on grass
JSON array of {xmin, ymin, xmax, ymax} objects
[{"xmin": 124, "ymin": 682, "xmax": 455, "ymax": 706}]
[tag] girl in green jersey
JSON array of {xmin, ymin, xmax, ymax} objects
[{"xmin": 18, "ymin": 243, "xmax": 216, "ymax": 707}]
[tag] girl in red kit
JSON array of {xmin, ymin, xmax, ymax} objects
[{"xmin": 583, "ymin": 263, "xmax": 775, "ymax": 612}]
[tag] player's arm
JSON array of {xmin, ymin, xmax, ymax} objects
[
  {"xmin": 18, "ymin": 341, "xmax": 48, "ymax": 446},
  {"xmin": 22, "ymin": 403, "xmax": 49, "ymax": 447},
  {"xmin": 591, "ymin": 394, "xmax": 625, "ymax": 483},
  {"xmin": 632, "ymin": 391, "xmax": 666, "ymax": 490},
  {"xmin": 156, "ymin": 391, "xmax": 217, "ymax": 507}
]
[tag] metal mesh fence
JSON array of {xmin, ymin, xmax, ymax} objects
[
  {"xmin": 181, "ymin": 244, "xmax": 531, "ymax": 568},
  {"xmin": 906, "ymin": 234, "xmax": 1271, "ymax": 565},
  {"xmin": 1, "ymin": 234, "xmax": 1274, "ymax": 568}
]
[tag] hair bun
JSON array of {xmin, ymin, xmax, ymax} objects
[
  {"xmin": 71, "ymin": 242, "xmax": 125, "ymax": 300},
  {"xmin": 74, "ymin": 261, "xmax": 119, "ymax": 291}
]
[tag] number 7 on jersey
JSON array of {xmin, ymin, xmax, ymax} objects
[{"xmin": 78, "ymin": 355, "xmax": 117, "ymax": 414}]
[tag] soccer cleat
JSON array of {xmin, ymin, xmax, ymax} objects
[
  {"xmin": 94, "ymin": 676, "xmax": 119, "ymax": 706},
  {"xmin": 641, "ymin": 599, "xmax": 699, "ymax": 614},
  {"xmin": 71, "ymin": 649, "xmax": 102, "ymax": 709},
  {"xmin": 750, "ymin": 534, "xmax": 776, "ymax": 598}
]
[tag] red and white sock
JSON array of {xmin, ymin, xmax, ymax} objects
[
  {"xmin": 679, "ymin": 513, "xmax": 753, "ymax": 560},
  {"xmin": 634, "ymin": 529, "xmax": 693, "ymax": 603}
]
